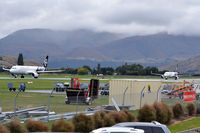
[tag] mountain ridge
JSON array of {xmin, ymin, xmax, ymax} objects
[{"xmin": 1, "ymin": 28, "xmax": 200, "ymax": 69}]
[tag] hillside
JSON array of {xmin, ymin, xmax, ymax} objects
[
  {"xmin": 1, "ymin": 29, "xmax": 200, "ymax": 68},
  {"xmin": 0, "ymin": 29, "xmax": 120, "ymax": 62},
  {"xmin": 98, "ymin": 33, "xmax": 200, "ymax": 63},
  {"xmin": 0, "ymin": 54, "xmax": 41, "ymax": 67},
  {"xmin": 159, "ymin": 55, "xmax": 200, "ymax": 73}
]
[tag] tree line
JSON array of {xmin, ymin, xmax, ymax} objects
[
  {"xmin": 0, "ymin": 53, "xmax": 160, "ymax": 75},
  {"xmin": 61, "ymin": 63, "xmax": 159, "ymax": 75}
]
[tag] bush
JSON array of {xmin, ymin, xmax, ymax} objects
[
  {"xmin": 196, "ymin": 106, "xmax": 200, "ymax": 114},
  {"xmin": 51, "ymin": 118, "xmax": 74, "ymax": 132},
  {"xmin": 172, "ymin": 103, "xmax": 184, "ymax": 119},
  {"xmin": 72, "ymin": 113, "xmax": 94, "ymax": 132},
  {"xmin": 0, "ymin": 122, "xmax": 10, "ymax": 133},
  {"xmin": 186, "ymin": 103, "xmax": 196, "ymax": 116},
  {"xmin": 121, "ymin": 110, "xmax": 136, "ymax": 122},
  {"xmin": 153, "ymin": 102, "xmax": 167, "ymax": 124},
  {"xmin": 25, "ymin": 119, "xmax": 48, "ymax": 132},
  {"xmin": 93, "ymin": 111, "xmax": 107, "ymax": 128},
  {"xmin": 137, "ymin": 104, "xmax": 156, "ymax": 122},
  {"xmin": 102, "ymin": 112, "xmax": 115, "ymax": 127},
  {"xmin": 162, "ymin": 102, "xmax": 173, "ymax": 124},
  {"xmin": 108, "ymin": 111, "xmax": 127, "ymax": 125},
  {"xmin": 6, "ymin": 120, "xmax": 25, "ymax": 133}
]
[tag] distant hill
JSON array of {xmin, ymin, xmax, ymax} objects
[
  {"xmin": 0, "ymin": 54, "xmax": 41, "ymax": 67},
  {"xmin": 0, "ymin": 29, "xmax": 120, "ymax": 62},
  {"xmin": 159, "ymin": 55, "xmax": 200, "ymax": 74},
  {"xmin": 1, "ymin": 28, "xmax": 200, "ymax": 68},
  {"xmin": 98, "ymin": 33, "xmax": 200, "ymax": 64}
]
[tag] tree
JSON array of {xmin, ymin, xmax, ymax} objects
[
  {"xmin": 83, "ymin": 65, "xmax": 92, "ymax": 72},
  {"xmin": 17, "ymin": 53, "xmax": 24, "ymax": 65},
  {"xmin": 97, "ymin": 63, "xmax": 101, "ymax": 74},
  {"xmin": 77, "ymin": 67, "xmax": 88, "ymax": 75}
]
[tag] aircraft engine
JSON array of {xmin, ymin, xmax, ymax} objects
[
  {"xmin": 32, "ymin": 73, "xmax": 39, "ymax": 78},
  {"xmin": 37, "ymin": 67, "xmax": 45, "ymax": 71}
]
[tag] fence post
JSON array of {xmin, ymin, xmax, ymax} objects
[
  {"xmin": 122, "ymin": 87, "xmax": 128, "ymax": 106},
  {"xmin": 157, "ymin": 86, "xmax": 162, "ymax": 102},
  {"xmin": 140, "ymin": 86, "xmax": 145, "ymax": 109}
]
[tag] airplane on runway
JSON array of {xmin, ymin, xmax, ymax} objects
[
  {"xmin": 2, "ymin": 56, "xmax": 62, "ymax": 78},
  {"xmin": 151, "ymin": 71, "xmax": 179, "ymax": 80}
]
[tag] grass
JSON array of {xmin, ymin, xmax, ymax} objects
[
  {"xmin": 0, "ymin": 90, "xmax": 109, "ymax": 113},
  {"xmin": 168, "ymin": 117, "xmax": 200, "ymax": 133}
]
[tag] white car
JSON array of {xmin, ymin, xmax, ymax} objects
[{"xmin": 90, "ymin": 126, "xmax": 144, "ymax": 133}]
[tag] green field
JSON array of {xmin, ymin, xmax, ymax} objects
[
  {"xmin": 0, "ymin": 90, "xmax": 109, "ymax": 113},
  {"xmin": 169, "ymin": 117, "xmax": 200, "ymax": 133}
]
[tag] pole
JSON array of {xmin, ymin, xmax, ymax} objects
[
  {"xmin": 47, "ymin": 88, "xmax": 54, "ymax": 122},
  {"xmin": 139, "ymin": 86, "xmax": 145, "ymax": 109},
  {"xmin": 76, "ymin": 89, "xmax": 81, "ymax": 115},
  {"xmin": 14, "ymin": 90, "xmax": 21, "ymax": 120},
  {"xmin": 122, "ymin": 87, "xmax": 128, "ymax": 105},
  {"xmin": 156, "ymin": 86, "xmax": 162, "ymax": 102}
]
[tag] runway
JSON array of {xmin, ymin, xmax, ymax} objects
[
  {"xmin": 0, "ymin": 76, "xmax": 200, "ymax": 83},
  {"xmin": 0, "ymin": 77, "xmax": 108, "ymax": 81}
]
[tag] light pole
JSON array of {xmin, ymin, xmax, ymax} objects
[
  {"xmin": 76, "ymin": 89, "xmax": 82, "ymax": 115},
  {"xmin": 47, "ymin": 88, "xmax": 54, "ymax": 122},
  {"xmin": 14, "ymin": 89, "xmax": 22, "ymax": 120}
]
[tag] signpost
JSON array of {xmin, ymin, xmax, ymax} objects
[{"xmin": 183, "ymin": 91, "xmax": 196, "ymax": 102}]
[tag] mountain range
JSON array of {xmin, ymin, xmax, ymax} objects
[
  {"xmin": 0, "ymin": 54, "xmax": 41, "ymax": 67},
  {"xmin": 1, "ymin": 28, "xmax": 200, "ymax": 69}
]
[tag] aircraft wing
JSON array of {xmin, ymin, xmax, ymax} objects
[
  {"xmin": 37, "ymin": 70, "xmax": 64, "ymax": 73},
  {"xmin": 151, "ymin": 71, "xmax": 162, "ymax": 76}
]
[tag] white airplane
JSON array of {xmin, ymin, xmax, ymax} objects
[
  {"xmin": 2, "ymin": 56, "xmax": 62, "ymax": 78},
  {"xmin": 151, "ymin": 71, "xmax": 179, "ymax": 80}
]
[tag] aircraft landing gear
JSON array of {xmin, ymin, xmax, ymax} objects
[
  {"xmin": 21, "ymin": 75, "xmax": 24, "ymax": 78},
  {"xmin": 12, "ymin": 74, "xmax": 17, "ymax": 78}
]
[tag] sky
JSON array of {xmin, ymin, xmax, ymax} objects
[{"xmin": 0, "ymin": 0, "xmax": 200, "ymax": 38}]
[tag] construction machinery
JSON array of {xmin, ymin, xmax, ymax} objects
[
  {"xmin": 165, "ymin": 80, "xmax": 194, "ymax": 99},
  {"xmin": 65, "ymin": 78, "xmax": 99, "ymax": 105}
]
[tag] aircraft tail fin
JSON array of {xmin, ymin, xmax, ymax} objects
[{"xmin": 43, "ymin": 55, "xmax": 48, "ymax": 68}]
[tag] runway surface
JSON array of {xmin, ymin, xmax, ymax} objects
[{"xmin": 1, "ymin": 76, "xmax": 200, "ymax": 83}]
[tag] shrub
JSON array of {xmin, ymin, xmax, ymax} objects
[
  {"xmin": 51, "ymin": 118, "xmax": 74, "ymax": 132},
  {"xmin": 25, "ymin": 119, "xmax": 48, "ymax": 132},
  {"xmin": 153, "ymin": 102, "xmax": 168, "ymax": 124},
  {"xmin": 72, "ymin": 113, "xmax": 94, "ymax": 132},
  {"xmin": 6, "ymin": 120, "xmax": 25, "ymax": 133},
  {"xmin": 162, "ymin": 102, "xmax": 173, "ymax": 124},
  {"xmin": 196, "ymin": 106, "xmax": 200, "ymax": 114},
  {"xmin": 102, "ymin": 112, "xmax": 115, "ymax": 127},
  {"xmin": 121, "ymin": 110, "xmax": 136, "ymax": 122},
  {"xmin": 186, "ymin": 103, "xmax": 196, "ymax": 116},
  {"xmin": 0, "ymin": 122, "xmax": 10, "ymax": 133},
  {"xmin": 137, "ymin": 104, "xmax": 156, "ymax": 122},
  {"xmin": 93, "ymin": 111, "xmax": 107, "ymax": 128},
  {"xmin": 172, "ymin": 103, "xmax": 184, "ymax": 119},
  {"xmin": 108, "ymin": 111, "xmax": 127, "ymax": 124}
]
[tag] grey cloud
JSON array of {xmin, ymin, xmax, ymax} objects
[{"xmin": 0, "ymin": 0, "xmax": 200, "ymax": 38}]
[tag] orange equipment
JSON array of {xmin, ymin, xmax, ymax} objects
[{"xmin": 166, "ymin": 80, "xmax": 194, "ymax": 99}]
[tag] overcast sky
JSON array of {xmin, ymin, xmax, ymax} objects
[{"xmin": 0, "ymin": 0, "xmax": 200, "ymax": 38}]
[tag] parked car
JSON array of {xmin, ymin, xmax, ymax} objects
[
  {"xmin": 113, "ymin": 121, "xmax": 171, "ymax": 133},
  {"xmin": 90, "ymin": 127, "xmax": 144, "ymax": 133}
]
